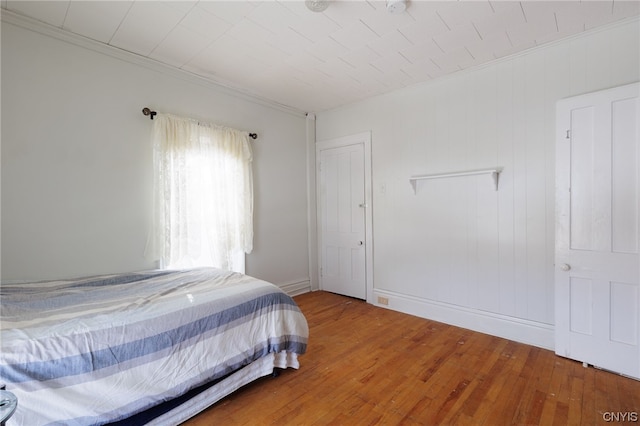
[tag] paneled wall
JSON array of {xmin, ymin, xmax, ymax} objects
[
  {"xmin": 316, "ymin": 18, "xmax": 639, "ymax": 348},
  {"xmin": 1, "ymin": 18, "xmax": 309, "ymax": 288}
]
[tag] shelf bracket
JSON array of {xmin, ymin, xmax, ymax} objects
[{"xmin": 491, "ymin": 169, "xmax": 500, "ymax": 191}]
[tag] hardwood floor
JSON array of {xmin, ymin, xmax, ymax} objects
[{"xmin": 183, "ymin": 291, "xmax": 640, "ymax": 425}]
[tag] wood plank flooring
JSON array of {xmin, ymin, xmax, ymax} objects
[{"xmin": 183, "ymin": 291, "xmax": 640, "ymax": 425}]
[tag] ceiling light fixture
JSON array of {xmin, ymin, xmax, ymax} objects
[
  {"xmin": 386, "ymin": 0, "xmax": 407, "ymax": 14},
  {"xmin": 305, "ymin": 0, "xmax": 330, "ymax": 12}
]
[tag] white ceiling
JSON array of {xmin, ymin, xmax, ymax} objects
[{"xmin": 3, "ymin": 1, "xmax": 639, "ymax": 113}]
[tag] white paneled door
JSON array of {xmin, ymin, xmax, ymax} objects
[
  {"xmin": 317, "ymin": 133, "xmax": 372, "ymax": 300},
  {"xmin": 556, "ymin": 82, "xmax": 640, "ymax": 379}
]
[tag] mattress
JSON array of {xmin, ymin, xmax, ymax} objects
[{"xmin": 0, "ymin": 268, "xmax": 309, "ymax": 425}]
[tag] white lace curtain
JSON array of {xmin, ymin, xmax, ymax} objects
[{"xmin": 145, "ymin": 114, "xmax": 253, "ymax": 273}]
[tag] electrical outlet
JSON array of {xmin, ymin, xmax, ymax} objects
[{"xmin": 378, "ymin": 296, "xmax": 389, "ymax": 306}]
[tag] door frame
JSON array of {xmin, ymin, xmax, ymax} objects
[{"xmin": 316, "ymin": 131, "xmax": 374, "ymax": 303}]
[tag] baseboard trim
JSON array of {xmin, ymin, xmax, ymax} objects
[
  {"xmin": 279, "ymin": 279, "xmax": 312, "ymax": 297},
  {"xmin": 373, "ymin": 289, "xmax": 555, "ymax": 350}
]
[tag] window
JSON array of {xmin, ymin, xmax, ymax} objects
[{"xmin": 145, "ymin": 114, "xmax": 253, "ymax": 273}]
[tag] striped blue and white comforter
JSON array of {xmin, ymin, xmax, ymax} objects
[{"xmin": 0, "ymin": 268, "xmax": 309, "ymax": 425}]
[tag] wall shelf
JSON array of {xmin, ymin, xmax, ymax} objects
[{"xmin": 410, "ymin": 167, "xmax": 503, "ymax": 193}]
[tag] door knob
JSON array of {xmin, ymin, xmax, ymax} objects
[
  {"xmin": 357, "ymin": 241, "xmax": 364, "ymax": 246},
  {"xmin": 359, "ymin": 203, "xmax": 368, "ymax": 208},
  {"xmin": 560, "ymin": 263, "xmax": 571, "ymax": 271}
]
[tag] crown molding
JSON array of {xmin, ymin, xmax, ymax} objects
[
  {"xmin": 325, "ymin": 14, "xmax": 640, "ymax": 114},
  {"xmin": 1, "ymin": 9, "xmax": 308, "ymax": 118}
]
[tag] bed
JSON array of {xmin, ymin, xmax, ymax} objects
[{"xmin": 0, "ymin": 267, "xmax": 309, "ymax": 425}]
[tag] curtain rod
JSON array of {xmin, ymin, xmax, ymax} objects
[{"xmin": 142, "ymin": 107, "xmax": 257, "ymax": 140}]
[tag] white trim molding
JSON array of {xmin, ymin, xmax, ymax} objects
[
  {"xmin": 373, "ymin": 289, "xmax": 555, "ymax": 350},
  {"xmin": 0, "ymin": 9, "xmax": 306, "ymax": 118},
  {"xmin": 306, "ymin": 113, "xmax": 319, "ymax": 292},
  {"xmin": 279, "ymin": 279, "xmax": 312, "ymax": 297}
]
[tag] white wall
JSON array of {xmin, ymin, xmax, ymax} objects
[
  {"xmin": 1, "ymin": 16, "xmax": 310, "ymax": 289},
  {"xmin": 315, "ymin": 18, "xmax": 640, "ymax": 349}
]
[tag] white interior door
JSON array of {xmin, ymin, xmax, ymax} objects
[
  {"xmin": 317, "ymin": 134, "xmax": 370, "ymax": 300},
  {"xmin": 555, "ymin": 82, "xmax": 640, "ymax": 379}
]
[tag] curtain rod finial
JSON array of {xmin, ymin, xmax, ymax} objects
[
  {"xmin": 142, "ymin": 107, "xmax": 157, "ymax": 120},
  {"xmin": 249, "ymin": 133, "xmax": 257, "ymax": 140}
]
